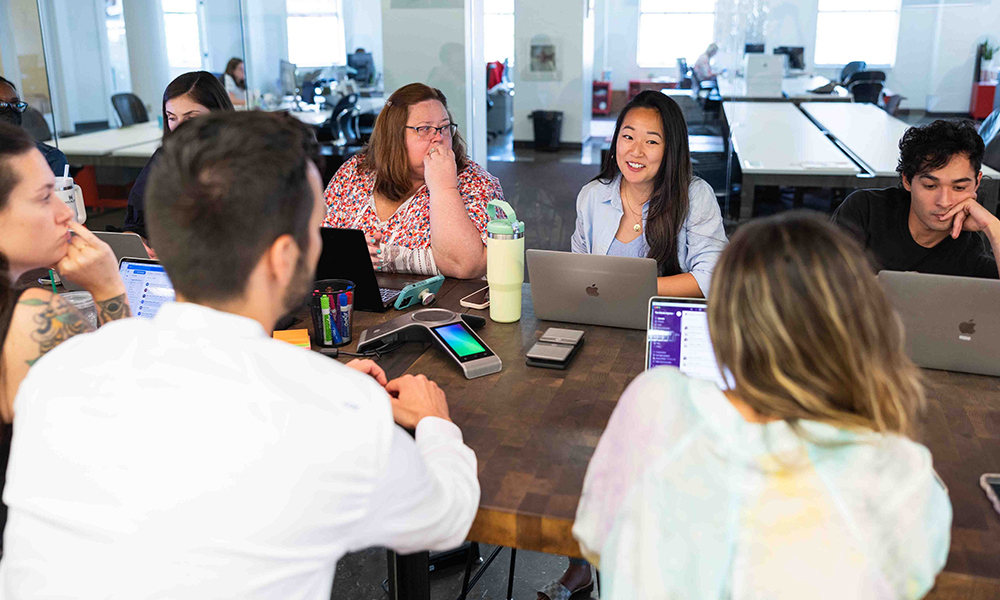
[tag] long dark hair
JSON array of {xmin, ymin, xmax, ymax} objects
[
  {"xmin": 222, "ymin": 58, "xmax": 246, "ymax": 90},
  {"xmin": 0, "ymin": 122, "xmax": 37, "ymax": 374},
  {"xmin": 593, "ymin": 91, "xmax": 692, "ymax": 276},
  {"xmin": 162, "ymin": 71, "xmax": 234, "ymax": 143}
]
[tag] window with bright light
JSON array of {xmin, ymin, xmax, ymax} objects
[
  {"xmin": 484, "ymin": 0, "xmax": 514, "ymax": 66},
  {"xmin": 286, "ymin": 0, "xmax": 346, "ymax": 67},
  {"xmin": 637, "ymin": 0, "xmax": 717, "ymax": 68},
  {"xmin": 162, "ymin": 0, "xmax": 202, "ymax": 71},
  {"xmin": 815, "ymin": 0, "xmax": 901, "ymax": 66}
]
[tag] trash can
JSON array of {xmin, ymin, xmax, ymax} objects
[{"xmin": 530, "ymin": 110, "xmax": 563, "ymax": 152}]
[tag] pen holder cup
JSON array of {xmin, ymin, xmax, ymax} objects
[{"xmin": 310, "ymin": 279, "xmax": 355, "ymax": 347}]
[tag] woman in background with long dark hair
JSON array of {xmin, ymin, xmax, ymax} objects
[
  {"xmin": 123, "ymin": 71, "xmax": 234, "ymax": 244},
  {"xmin": 221, "ymin": 57, "xmax": 247, "ymax": 106},
  {"xmin": 571, "ymin": 90, "xmax": 726, "ymax": 298}
]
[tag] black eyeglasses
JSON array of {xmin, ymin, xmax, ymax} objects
[
  {"xmin": 0, "ymin": 101, "xmax": 28, "ymax": 113},
  {"xmin": 404, "ymin": 123, "xmax": 459, "ymax": 139}
]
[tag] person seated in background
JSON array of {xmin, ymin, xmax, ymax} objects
[
  {"xmin": 574, "ymin": 212, "xmax": 951, "ymax": 599},
  {"xmin": 0, "ymin": 111, "xmax": 479, "ymax": 599},
  {"xmin": 692, "ymin": 43, "xmax": 721, "ymax": 82},
  {"xmin": 123, "ymin": 71, "xmax": 234, "ymax": 244},
  {"xmin": 572, "ymin": 91, "xmax": 726, "ymax": 298},
  {"xmin": 322, "ymin": 82, "xmax": 504, "ymax": 279},
  {"xmin": 0, "ymin": 122, "xmax": 129, "ymax": 547},
  {"xmin": 221, "ymin": 57, "xmax": 247, "ymax": 106},
  {"xmin": 0, "ymin": 76, "xmax": 68, "ymax": 177},
  {"xmin": 832, "ymin": 119, "xmax": 999, "ymax": 278}
]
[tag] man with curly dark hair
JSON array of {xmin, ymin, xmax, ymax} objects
[{"xmin": 833, "ymin": 119, "xmax": 999, "ymax": 279}]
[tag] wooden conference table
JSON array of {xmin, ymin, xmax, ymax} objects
[
  {"xmin": 292, "ymin": 276, "xmax": 1000, "ymax": 599},
  {"xmin": 725, "ymin": 101, "xmax": 1000, "ymax": 220}
]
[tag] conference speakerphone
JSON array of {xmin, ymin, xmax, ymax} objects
[{"xmin": 357, "ymin": 309, "xmax": 502, "ymax": 379}]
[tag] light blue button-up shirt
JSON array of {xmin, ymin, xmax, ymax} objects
[{"xmin": 570, "ymin": 175, "xmax": 727, "ymax": 295}]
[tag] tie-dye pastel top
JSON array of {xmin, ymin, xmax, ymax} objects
[{"xmin": 572, "ymin": 367, "xmax": 951, "ymax": 600}]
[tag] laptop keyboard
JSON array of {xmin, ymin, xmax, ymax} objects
[{"xmin": 380, "ymin": 288, "xmax": 401, "ymax": 305}]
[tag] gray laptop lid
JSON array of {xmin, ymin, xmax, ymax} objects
[
  {"xmin": 63, "ymin": 232, "xmax": 150, "ymax": 292},
  {"xmin": 878, "ymin": 270, "xmax": 1000, "ymax": 377},
  {"xmin": 527, "ymin": 249, "xmax": 659, "ymax": 330}
]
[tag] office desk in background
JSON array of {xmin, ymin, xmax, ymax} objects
[
  {"xmin": 723, "ymin": 101, "xmax": 861, "ymax": 219},
  {"xmin": 717, "ymin": 74, "xmax": 851, "ymax": 103},
  {"xmin": 58, "ymin": 121, "xmax": 162, "ymax": 167},
  {"xmin": 801, "ymin": 102, "xmax": 1000, "ymax": 214},
  {"xmin": 292, "ymin": 277, "xmax": 1000, "ymax": 600}
]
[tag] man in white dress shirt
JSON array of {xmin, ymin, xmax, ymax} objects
[{"xmin": 0, "ymin": 112, "xmax": 480, "ymax": 599}]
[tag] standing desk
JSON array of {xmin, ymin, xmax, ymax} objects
[
  {"xmin": 723, "ymin": 102, "xmax": 861, "ymax": 219},
  {"xmin": 801, "ymin": 102, "xmax": 1000, "ymax": 214}
]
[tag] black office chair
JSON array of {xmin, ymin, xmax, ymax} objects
[
  {"xmin": 677, "ymin": 58, "xmax": 693, "ymax": 89},
  {"xmin": 979, "ymin": 108, "xmax": 1000, "ymax": 171},
  {"xmin": 846, "ymin": 70, "xmax": 885, "ymax": 104},
  {"xmin": 329, "ymin": 93, "xmax": 360, "ymax": 147},
  {"xmin": 111, "ymin": 93, "xmax": 149, "ymax": 126},
  {"xmin": 840, "ymin": 61, "xmax": 867, "ymax": 84}
]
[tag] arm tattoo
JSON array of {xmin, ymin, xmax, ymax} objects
[
  {"xmin": 96, "ymin": 293, "xmax": 130, "ymax": 324},
  {"xmin": 18, "ymin": 296, "xmax": 92, "ymax": 366}
]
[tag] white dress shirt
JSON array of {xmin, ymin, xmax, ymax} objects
[{"xmin": 0, "ymin": 302, "xmax": 479, "ymax": 600}]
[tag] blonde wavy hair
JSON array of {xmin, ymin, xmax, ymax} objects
[{"xmin": 708, "ymin": 212, "xmax": 924, "ymax": 436}]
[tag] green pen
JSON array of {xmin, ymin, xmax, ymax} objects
[{"xmin": 320, "ymin": 294, "xmax": 333, "ymax": 345}]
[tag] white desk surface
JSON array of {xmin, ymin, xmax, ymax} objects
[
  {"xmin": 800, "ymin": 102, "xmax": 1000, "ymax": 180},
  {"xmin": 56, "ymin": 122, "xmax": 162, "ymax": 156},
  {"xmin": 723, "ymin": 102, "xmax": 860, "ymax": 176},
  {"xmin": 718, "ymin": 75, "xmax": 851, "ymax": 102},
  {"xmin": 110, "ymin": 139, "xmax": 161, "ymax": 159}
]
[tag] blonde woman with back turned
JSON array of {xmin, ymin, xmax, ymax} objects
[{"xmin": 573, "ymin": 212, "xmax": 951, "ymax": 599}]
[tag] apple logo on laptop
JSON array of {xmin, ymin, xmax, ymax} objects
[
  {"xmin": 586, "ymin": 284, "xmax": 599, "ymax": 297},
  {"xmin": 959, "ymin": 319, "xmax": 976, "ymax": 335}
]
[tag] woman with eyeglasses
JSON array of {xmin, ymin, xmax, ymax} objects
[
  {"xmin": 0, "ymin": 77, "xmax": 68, "ymax": 178},
  {"xmin": 322, "ymin": 83, "xmax": 505, "ymax": 278}
]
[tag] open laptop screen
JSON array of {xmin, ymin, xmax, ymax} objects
[
  {"xmin": 646, "ymin": 297, "xmax": 726, "ymax": 388},
  {"xmin": 118, "ymin": 258, "xmax": 175, "ymax": 319}
]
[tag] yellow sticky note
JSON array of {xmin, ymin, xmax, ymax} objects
[{"xmin": 273, "ymin": 329, "xmax": 310, "ymax": 348}]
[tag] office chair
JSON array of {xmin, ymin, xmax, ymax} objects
[
  {"xmin": 111, "ymin": 93, "xmax": 149, "ymax": 126},
  {"xmin": 979, "ymin": 108, "xmax": 1000, "ymax": 171},
  {"xmin": 677, "ymin": 58, "xmax": 693, "ymax": 89},
  {"xmin": 879, "ymin": 90, "xmax": 906, "ymax": 116},
  {"xmin": 840, "ymin": 61, "xmax": 866, "ymax": 84},
  {"xmin": 330, "ymin": 93, "xmax": 360, "ymax": 147},
  {"xmin": 845, "ymin": 70, "xmax": 885, "ymax": 104}
]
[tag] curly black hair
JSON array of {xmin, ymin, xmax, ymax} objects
[{"xmin": 897, "ymin": 119, "xmax": 984, "ymax": 183}]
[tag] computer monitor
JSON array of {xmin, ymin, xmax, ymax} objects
[
  {"xmin": 347, "ymin": 51, "xmax": 375, "ymax": 85},
  {"xmin": 279, "ymin": 59, "xmax": 297, "ymax": 95},
  {"xmin": 774, "ymin": 46, "xmax": 805, "ymax": 70},
  {"xmin": 744, "ymin": 44, "xmax": 765, "ymax": 54}
]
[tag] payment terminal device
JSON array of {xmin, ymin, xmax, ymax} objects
[{"xmin": 357, "ymin": 308, "xmax": 502, "ymax": 379}]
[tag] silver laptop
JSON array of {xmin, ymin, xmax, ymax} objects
[
  {"xmin": 527, "ymin": 249, "xmax": 658, "ymax": 330},
  {"xmin": 878, "ymin": 270, "xmax": 1000, "ymax": 377},
  {"xmin": 645, "ymin": 296, "xmax": 727, "ymax": 388},
  {"xmin": 63, "ymin": 232, "xmax": 150, "ymax": 292}
]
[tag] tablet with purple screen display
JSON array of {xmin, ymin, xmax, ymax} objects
[{"xmin": 645, "ymin": 297, "xmax": 727, "ymax": 388}]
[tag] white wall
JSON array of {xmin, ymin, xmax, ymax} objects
[
  {"xmin": 343, "ymin": 0, "xmax": 383, "ymax": 78},
  {"xmin": 512, "ymin": 0, "xmax": 590, "ymax": 144},
  {"xmin": 122, "ymin": 0, "xmax": 171, "ymax": 116},
  {"xmin": 203, "ymin": 1, "xmax": 246, "ymax": 75},
  {"xmin": 380, "ymin": 0, "xmax": 467, "ymax": 131}
]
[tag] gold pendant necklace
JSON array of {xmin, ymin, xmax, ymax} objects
[
  {"xmin": 633, "ymin": 223, "xmax": 641, "ymax": 233},
  {"xmin": 623, "ymin": 186, "xmax": 642, "ymax": 233}
]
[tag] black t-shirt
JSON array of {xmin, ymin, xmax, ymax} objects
[{"xmin": 831, "ymin": 187, "xmax": 999, "ymax": 279}]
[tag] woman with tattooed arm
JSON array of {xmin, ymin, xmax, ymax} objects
[{"xmin": 0, "ymin": 122, "xmax": 130, "ymax": 421}]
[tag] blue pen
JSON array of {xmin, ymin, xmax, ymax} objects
[
  {"xmin": 338, "ymin": 292, "xmax": 350, "ymax": 339},
  {"xmin": 328, "ymin": 294, "xmax": 343, "ymax": 345}
]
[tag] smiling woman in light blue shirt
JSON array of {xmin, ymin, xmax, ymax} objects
[{"xmin": 571, "ymin": 91, "xmax": 726, "ymax": 297}]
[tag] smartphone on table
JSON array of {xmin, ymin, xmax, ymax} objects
[{"xmin": 460, "ymin": 286, "xmax": 490, "ymax": 309}]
